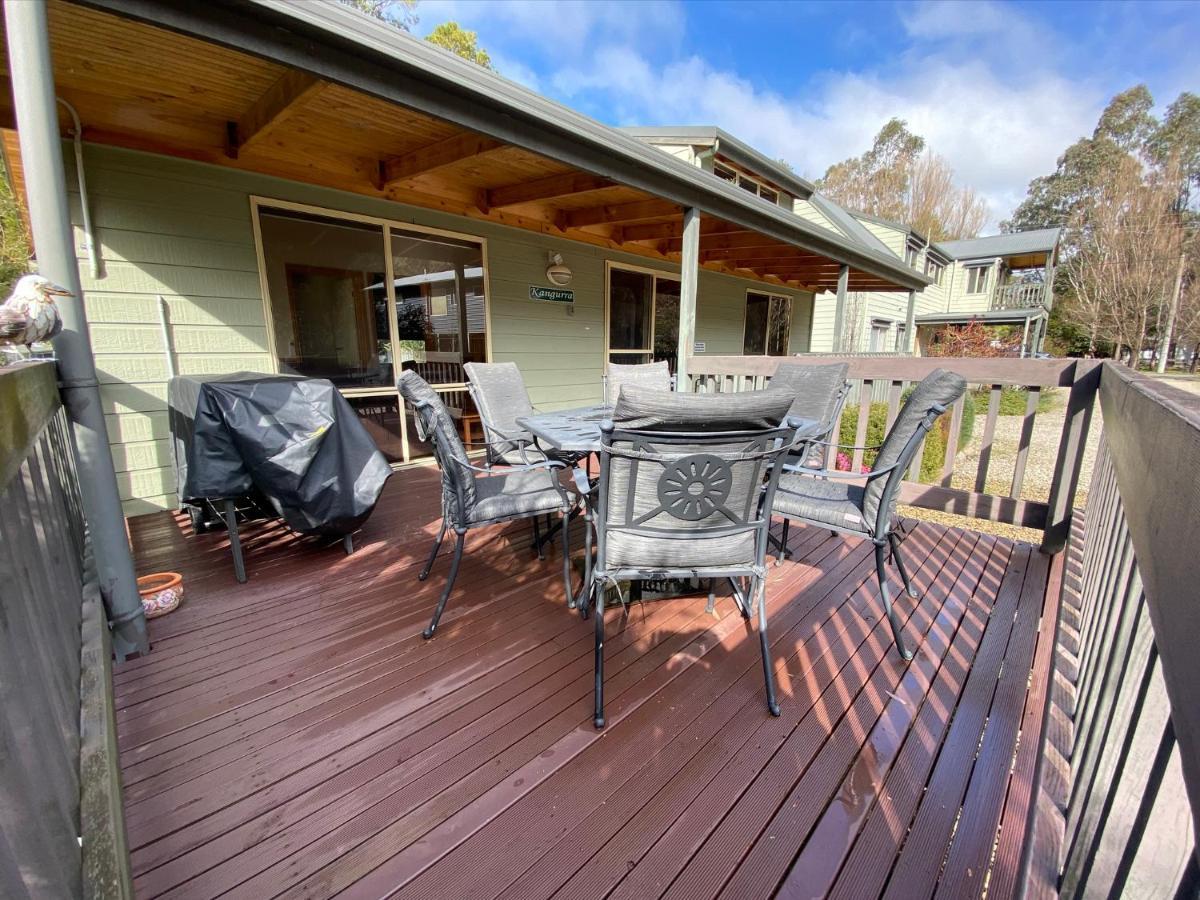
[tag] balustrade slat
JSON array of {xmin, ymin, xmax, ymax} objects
[
  {"xmin": 1010, "ymin": 387, "xmax": 1040, "ymax": 498},
  {"xmin": 1061, "ymin": 600, "xmax": 1155, "ymax": 897},
  {"xmin": 940, "ymin": 395, "xmax": 965, "ymax": 487},
  {"xmin": 852, "ymin": 380, "xmax": 872, "ymax": 474},
  {"xmin": 885, "ymin": 380, "xmax": 903, "ymax": 434},
  {"xmin": 975, "ymin": 385, "xmax": 1002, "ymax": 494}
]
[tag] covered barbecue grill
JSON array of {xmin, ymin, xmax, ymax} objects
[{"xmin": 168, "ymin": 372, "xmax": 391, "ymax": 581}]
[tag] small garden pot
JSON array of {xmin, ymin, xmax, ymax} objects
[{"xmin": 137, "ymin": 572, "xmax": 184, "ymax": 619}]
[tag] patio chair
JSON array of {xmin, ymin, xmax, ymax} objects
[
  {"xmin": 602, "ymin": 360, "xmax": 675, "ymax": 406},
  {"xmin": 463, "ymin": 361, "xmax": 546, "ymax": 467},
  {"xmin": 579, "ymin": 384, "xmax": 818, "ymax": 728},
  {"xmin": 772, "ymin": 368, "xmax": 966, "ymax": 660},
  {"xmin": 397, "ymin": 370, "xmax": 578, "ymax": 639},
  {"xmin": 767, "ymin": 361, "xmax": 851, "ymax": 468}
]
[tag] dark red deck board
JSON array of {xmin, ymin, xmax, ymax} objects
[{"xmin": 114, "ymin": 468, "xmax": 1053, "ymax": 899}]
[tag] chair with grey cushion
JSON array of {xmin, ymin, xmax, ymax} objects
[
  {"xmin": 397, "ymin": 370, "xmax": 577, "ymax": 639},
  {"xmin": 772, "ymin": 368, "xmax": 967, "ymax": 660},
  {"xmin": 463, "ymin": 361, "xmax": 546, "ymax": 467},
  {"xmin": 579, "ymin": 384, "xmax": 819, "ymax": 728},
  {"xmin": 767, "ymin": 361, "xmax": 851, "ymax": 467},
  {"xmin": 602, "ymin": 360, "xmax": 675, "ymax": 407}
]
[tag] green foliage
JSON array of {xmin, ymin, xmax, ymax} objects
[
  {"xmin": 426, "ymin": 21, "xmax": 494, "ymax": 69},
  {"xmin": 972, "ymin": 386, "xmax": 1056, "ymax": 417},
  {"xmin": 339, "ymin": 0, "xmax": 418, "ymax": 30},
  {"xmin": 835, "ymin": 390, "xmax": 976, "ymax": 484},
  {"xmin": 816, "ymin": 118, "xmax": 925, "ymax": 223},
  {"xmin": 0, "ymin": 168, "xmax": 30, "ymax": 298}
]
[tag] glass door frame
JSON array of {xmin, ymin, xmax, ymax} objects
[
  {"xmin": 249, "ymin": 195, "xmax": 493, "ymax": 464},
  {"xmin": 603, "ymin": 260, "xmax": 681, "ymax": 372}
]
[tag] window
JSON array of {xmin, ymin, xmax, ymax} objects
[
  {"xmin": 967, "ymin": 265, "xmax": 991, "ymax": 294},
  {"xmin": 606, "ymin": 264, "xmax": 680, "ymax": 368},
  {"xmin": 742, "ymin": 292, "xmax": 793, "ymax": 356},
  {"xmin": 925, "ymin": 257, "xmax": 945, "ymax": 286},
  {"xmin": 894, "ymin": 324, "xmax": 908, "ymax": 352},
  {"xmin": 255, "ymin": 201, "xmax": 489, "ymax": 465},
  {"xmin": 905, "ymin": 240, "xmax": 922, "ymax": 269},
  {"xmin": 713, "ymin": 160, "xmax": 783, "ymax": 205},
  {"xmin": 714, "ymin": 162, "xmax": 738, "ymax": 183},
  {"xmin": 869, "ymin": 319, "xmax": 891, "ymax": 352}
]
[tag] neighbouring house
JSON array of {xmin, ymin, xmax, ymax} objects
[
  {"xmin": 0, "ymin": 0, "xmax": 928, "ymax": 516},
  {"xmin": 622, "ymin": 127, "xmax": 1061, "ymax": 359}
]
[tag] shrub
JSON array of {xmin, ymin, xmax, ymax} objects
[
  {"xmin": 836, "ymin": 388, "xmax": 976, "ymax": 484},
  {"xmin": 972, "ymin": 386, "xmax": 1058, "ymax": 416}
]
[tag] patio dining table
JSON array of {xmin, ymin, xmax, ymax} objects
[{"xmin": 516, "ymin": 404, "xmax": 614, "ymax": 454}]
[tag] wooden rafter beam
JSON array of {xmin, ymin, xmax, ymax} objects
[
  {"xmin": 619, "ymin": 219, "xmax": 751, "ymax": 243},
  {"xmin": 564, "ymin": 198, "xmax": 678, "ymax": 229},
  {"xmin": 380, "ymin": 132, "xmax": 506, "ymax": 186},
  {"xmin": 669, "ymin": 231, "xmax": 789, "ymax": 253},
  {"xmin": 701, "ymin": 249, "xmax": 830, "ymax": 266},
  {"xmin": 485, "ymin": 172, "xmax": 617, "ymax": 208},
  {"xmin": 227, "ymin": 70, "xmax": 328, "ymax": 158}
]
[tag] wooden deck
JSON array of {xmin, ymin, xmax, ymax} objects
[{"xmin": 118, "ymin": 466, "xmax": 1059, "ymax": 900}]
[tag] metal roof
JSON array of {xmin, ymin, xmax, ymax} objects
[
  {"xmin": 82, "ymin": 0, "xmax": 929, "ymax": 291},
  {"xmin": 935, "ymin": 228, "xmax": 1061, "ymax": 261},
  {"xmin": 916, "ymin": 308, "xmax": 1048, "ymax": 325},
  {"xmin": 620, "ymin": 126, "xmax": 817, "ymax": 200},
  {"xmin": 807, "ymin": 193, "xmax": 897, "ymax": 257}
]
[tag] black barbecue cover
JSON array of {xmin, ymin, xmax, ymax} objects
[{"xmin": 168, "ymin": 373, "xmax": 391, "ymax": 536}]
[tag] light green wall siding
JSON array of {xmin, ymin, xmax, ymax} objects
[
  {"xmin": 790, "ymin": 198, "xmax": 844, "ymax": 238},
  {"xmin": 67, "ymin": 144, "xmax": 812, "ymax": 515}
]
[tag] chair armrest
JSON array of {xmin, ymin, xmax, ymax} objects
[
  {"xmin": 452, "ymin": 455, "xmax": 566, "ymax": 477},
  {"xmin": 782, "ymin": 460, "xmax": 904, "ymax": 481},
  {"xmin": 570, "ymin": 467, "xmax": 595, "ymax": 496}
]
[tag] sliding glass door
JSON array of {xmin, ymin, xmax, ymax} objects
[
  {"xmin": 255, "ymin": 201, "xmax": 488, "ymax": 464},
  {"xmin": 606, "ymin": 263, "xmax": 680, "ymax": 372}
]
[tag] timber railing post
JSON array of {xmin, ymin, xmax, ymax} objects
[{"xmin": 1042, "ymin": 359, "xmax": 1102, "ymax": 554}]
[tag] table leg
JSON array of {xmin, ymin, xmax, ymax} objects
[{"xmin": 224, "ymin": 498, "xmax": 247, "ymax": 584}]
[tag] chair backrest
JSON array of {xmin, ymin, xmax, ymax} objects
[
  {"xmin": 596, "ymin": 387, "xmax": 803, "ymax": 573},
  {"xmin": 604, "ymin": 360, "xmax": 672, "ymax": 406},
  {"xmin": 464, "ymin": 361, "xmax": 535, "ymax": 464},
  {"xmin": 397, "ymin": 370, "xmax": 476, "ymax": 522},
  {"xmin": 862, "ymin": 368, "xmax": 966, "ymax": 529},
  {"xmin": 767, "ymin": 362, "xmax": 850, "ymax": 433}
]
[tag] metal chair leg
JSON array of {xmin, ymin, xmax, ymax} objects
[
  {"xmin": 756, "ymin": 577, "xmax": 780, "ymax": 716},
  {"xmin": 418, "ymin": 520, "xmax": 447, "ymax": 581},
  {"xmin": 576, "ymin": 505, "xmax": 594, "ymax": 614},
  {"xmin": 777, "ymin": 518, "xmax": 791, "ymax": 566},
  {"xmin": 593, "ymin": 584, "xmax": 606, "ymax": 729},
  {"xmin": 423, "ymin": 530, "xmax": 465, "ymax": 640},
  {"xmin": 342, "ymin": 533, "xmax": 354, "ymax": 555},
  {"xmin": 875, "ymin": 542, "xmax": 913, "ymax": 660},
  {"xmin": 531, "ymin": 516, "xmax": 545, "ymax": 560},
  {"xmin": 888, "ymin": 531, "xmax": 920, "ymax": 600},
  {"xmin": 560, "ymin": 509, "xmax": 572, "ymax": 605}
]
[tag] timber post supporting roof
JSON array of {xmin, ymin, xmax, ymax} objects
[{"xmin": 0, "ymin": 0, "xmax": 930, "ymax": 295}]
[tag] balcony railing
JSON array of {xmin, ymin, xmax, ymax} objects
[
  {"xmin": 686, "ymin": 353, "xmax": 1200, "ymax": 897},
  {"xmin": 992, "ymin": 281, "xmax": 1049, "ymax": 310}
]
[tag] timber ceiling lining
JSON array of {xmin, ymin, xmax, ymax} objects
[{"xmin": 0, "ymin": 0, "xmax": 913, "ymax": 294}]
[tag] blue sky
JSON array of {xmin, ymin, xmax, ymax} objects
[{"xmin": 415, "ymin": 0, "xmax": 1200, "ymax": 227}]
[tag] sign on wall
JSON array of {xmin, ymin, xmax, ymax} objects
[
  {"xmin": 693, "ymin": 341, "xmax": 706, "ymax": 353},
  {"xmin": 529, "ymin": 286, "xmax": 574, "ymax": 303}
]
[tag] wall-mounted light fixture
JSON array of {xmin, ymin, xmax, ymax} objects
[{"xmin": 546, "ymin": 251, "xmax": 573, "ymax": 286}]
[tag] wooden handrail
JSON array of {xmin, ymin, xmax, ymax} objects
[{"xmin": 687, "ymin": 354, "xmax": 1079, "ymax": 387}]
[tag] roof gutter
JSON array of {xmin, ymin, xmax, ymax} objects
[{"xmin": 71, "ymin": 0, "xmax": 929, "ymax": 291}]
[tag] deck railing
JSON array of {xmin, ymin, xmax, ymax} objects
[
  {"xmin": 992, "ymin": 281, "xmax": 1049, "ymax": 310},
  {"xmin": 687, "ymin": 354, "xmax": 1101, "ymax": 549},
  {"xmin": 1028, "ymin": 364, "xmax": 1200, "ymax": 898},
  {"xmin": 0, "ymin": 363, "xmax": 132, "ymax": 899}
]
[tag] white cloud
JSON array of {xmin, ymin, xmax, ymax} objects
[{"xmin": 413, "ymin": 0, "xmax": 1194, "ymax": 227}]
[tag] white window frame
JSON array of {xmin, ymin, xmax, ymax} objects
[
  {"xmin": 249, "ymin": 195, "xmax": 493, "ymax": 465},
  {"xmin": 869, "ymin": 318, "xmax": 892, "ymax": 353},
  {"xmin": 966, "ymin": 264, "xmax": 991, "ymax": 294},
  {"xmin": 904, "ymin": 239, "xmax": 922, "ymax": 269},
  {"xmin": 742, "ymin": 290, "xmax": 794, "ymax": 356},
  {"xmin": 713, "ymin": 159, "xmax": 784, "ymax": 205},
  {"xmin": 603, "ymin": 260, "xmax": 680, "ymax": 371},
  {"xmin": 925, "ymin": 256, "xmax": 946, "ymax": 286}
]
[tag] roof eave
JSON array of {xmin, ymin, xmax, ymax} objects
[{"xmin": 71, "ymin": 0, "xmax": 927, "ymax": 290}]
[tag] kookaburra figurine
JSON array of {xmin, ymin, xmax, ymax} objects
[{"xmin": 0, "ymin": 275, "xmax": 69, "ymax": 361}]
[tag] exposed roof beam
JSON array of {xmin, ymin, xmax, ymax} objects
[
  {"xmin": 380, "ymin": 132, "xmax": 506, "ymax": 186},
  {"xmin": 671, "ymin": 231, "xmax": 789, "ymax": 253},
  {"xmin": 486, "ymin": 172, "xmax": 616, "ymax": 208},
  {"xmin": 227, "ymin": 69, "xmax": 327, "ymax": 158},
  {"xmin": 619, "ymin": 219, "xmax": 753, "ymax": 243},
  {"xmin": 564, "ymin": 198, "xmax": 678, "ymax": 229},
  {"xmin": 701, "ymin": 246, "xmax": 829, "ymax": 264}
]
